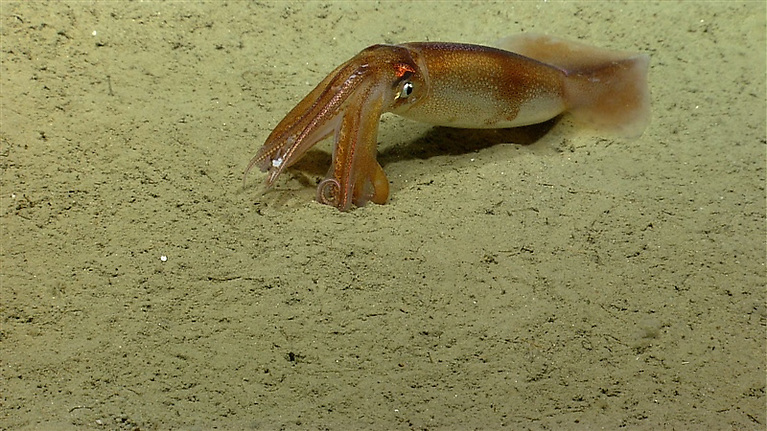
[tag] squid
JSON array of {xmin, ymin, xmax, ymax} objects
[{"xmin": 245, "ymin": 34, "xmax": 650, "ymax": 211}]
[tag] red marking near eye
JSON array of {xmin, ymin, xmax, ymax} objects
[{"xmin": 395, "ymin": 63, "xmax": 416, "ymax": 78}]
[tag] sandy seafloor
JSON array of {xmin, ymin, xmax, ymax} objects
[{"xmin": 1, "ymin": 1, "xmax": 765, "ymax": 429}]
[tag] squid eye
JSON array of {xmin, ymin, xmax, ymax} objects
[{"xmin": 397, "ymin": 81, "xmax": 414, "ymax": 99}]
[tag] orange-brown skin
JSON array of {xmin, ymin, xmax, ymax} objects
[{"xmin": 245, "ymin": 34, "xmax": 650, "ymax": 211}]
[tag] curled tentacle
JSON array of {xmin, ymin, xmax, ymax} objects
[{"xmin": 316, "ymin": 178, "xmax": 341, "ymax": 207}]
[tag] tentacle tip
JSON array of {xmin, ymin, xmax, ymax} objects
[{"xmin": 316, "ymin": 178, "xmax": 342, "ymax": 208}]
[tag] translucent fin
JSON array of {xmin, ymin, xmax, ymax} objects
[{"xmin": 495, "ymin": 34, "xmax": 650, "ymax": 137}]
